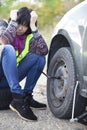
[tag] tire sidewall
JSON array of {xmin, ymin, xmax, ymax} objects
[{"xmin": 47, "ymin": 47, "xmax": 77, "ymax": 118}]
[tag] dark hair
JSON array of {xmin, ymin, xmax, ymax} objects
[{"xmin": 17, "ymin": 7, "xmax": 32, "ymax": 35}]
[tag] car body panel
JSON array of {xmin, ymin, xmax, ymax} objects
[{"xmin": 48, "ymin": 1, "xmax": 87, "ymax": 88}]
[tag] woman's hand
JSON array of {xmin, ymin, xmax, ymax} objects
[
  {"xmin": 10, "ymin": 10, "xmax": 18, "ymax": 21},
  {"xmin": 30, "ymin": 11, "xmax": 38, "ymax": 31}
]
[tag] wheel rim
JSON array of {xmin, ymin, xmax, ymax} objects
[{"xmin": 50, "ymin": 60, "xmax": 69, "ymax": 107}]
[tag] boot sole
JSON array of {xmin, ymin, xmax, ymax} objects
[
  {"xmin": 30, "ymin": 106, "xmax": 47, "ymax": 110},
  {"xmin": 9, "ymin": 104, "xmax": 37, "ymax": 122}
]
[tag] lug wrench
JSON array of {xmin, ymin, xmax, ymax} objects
[{"xmin": 42, "ymin": 71, "xmax": 61, "ymax": 80}]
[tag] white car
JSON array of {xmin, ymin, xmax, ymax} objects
[{"xmin": 47, "ymin": 0, "xmax": 87, "ymax": 119}]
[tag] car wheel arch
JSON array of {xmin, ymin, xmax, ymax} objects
[
  {"xmin": 47, "ymin": 29, "xmax": 82, "ymax": 83},
  {"xmin": 47, "ymin": 29, "xmax": 73, "ymax": 71}
]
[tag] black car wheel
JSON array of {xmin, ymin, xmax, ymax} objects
[
  {"xmin": 0, "ymin": 87, "xmax": 12, "ymax": 110},
  {"xmin": 47, "ymin": 47, "xmax": 86, "ymax": 119}
]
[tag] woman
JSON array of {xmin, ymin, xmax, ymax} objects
[{"xmin": 0, "ymin": 7, "xmax": 48, "ymax": 121}]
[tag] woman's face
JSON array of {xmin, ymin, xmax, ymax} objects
[{"xmin": 16, "ymin": 24, "xmax": 28, "ymax": 35}]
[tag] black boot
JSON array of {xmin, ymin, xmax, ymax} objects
[
  {"xmin": 24, "ymin": 93, "xmax": 47, "ymax": 110},
  {"xmin": 9, "ymin": 93, "xmax": 37, "ymax": 121}
]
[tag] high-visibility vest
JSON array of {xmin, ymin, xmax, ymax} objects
[{"xmin": 16, "ymin": 34, "xmax": 33, "ymax": 64}]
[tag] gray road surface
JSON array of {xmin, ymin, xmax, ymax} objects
[{"xmin": 0, "ymin": 73, "xmax": 87, "ymax": 130}]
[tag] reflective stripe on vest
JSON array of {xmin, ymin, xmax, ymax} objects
[{"xmin": 16, "ymin": 34, "xmax": 33, "ymax": 64}]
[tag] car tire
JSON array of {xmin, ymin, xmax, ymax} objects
[
  {"xmin": 47, "ymin": 47, "xmax": 86, "ymax": 119},
  {"xmin": 0, "ymin": 87, "xmax": 12, "ymax": 110}
]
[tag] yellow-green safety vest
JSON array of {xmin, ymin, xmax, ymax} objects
[{"xmin": 16, "ymin": 34, "xmax": 33, "ymax": 64}]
